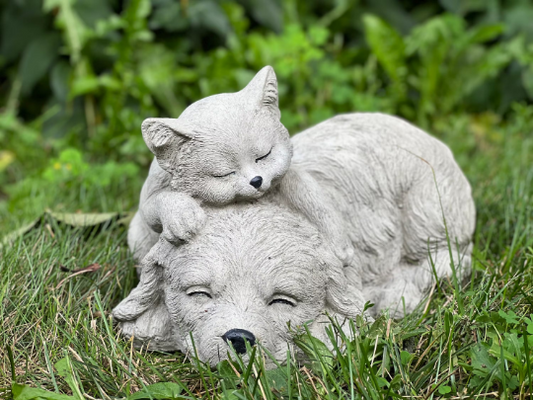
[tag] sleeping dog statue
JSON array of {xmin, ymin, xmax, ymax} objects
[{"xmin": 113, "ymin": 68, "xmax": 476, "ymax": 366}]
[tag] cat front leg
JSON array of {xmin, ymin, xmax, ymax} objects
[
  {"xmin": 141, "ymin": 190, "xmax": 206, "ymax": 244},
  {"xmin": 279, "ymin": 167, "xmax": 355, "ymax": 265}
]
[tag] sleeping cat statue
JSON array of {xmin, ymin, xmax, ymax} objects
[{"xmin": 129, "ymin": 66, "xmax": 353, "ymax": 262}]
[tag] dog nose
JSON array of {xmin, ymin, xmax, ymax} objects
[
  {"xmin": 249, "ymin": 176, "xmax": 263, "ymax": 189},
  {"xmin": 222, "ymin": 329, "xmax": 256, "ymax": 354}
]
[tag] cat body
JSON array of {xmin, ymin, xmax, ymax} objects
[{"xmin": 130, "ymin": 67, "xmax": 349, "ymax": 260}]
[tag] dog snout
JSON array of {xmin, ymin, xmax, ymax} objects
[{"xmin": 221, "ymin": 328, "xmax": 256, "ymax": 354}]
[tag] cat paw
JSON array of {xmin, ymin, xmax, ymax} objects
[
  {"xmin": 158, "ymin": 193, "xmax": 206, "ymax": 244},
  {"xmin": 161, "ymin": 206, "xmax": 206, "ymax": 244}
]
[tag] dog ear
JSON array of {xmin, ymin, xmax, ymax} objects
[
  {"xmin": 326, "ymin": 263, "xmax": 366, "ymax": 321},
  {"xmin": 119, "ymin": 300, "xmax": 181, "ymax": 352},
  {"xmin": 141, "ymin": 118, "xmax": 194, "ymax": 173},
  {"xmin": 322, "ymin": 244, "xmax": 366, "ymax": 319},
  {"xmin": 308, "ymin": 245, "xmax": 367, "ymax": 343},
  {"xmin": 113, "ymin": 240, "xmax": 166, "ymax": 321},
  {"xmin": 113, "ymin": 239, "xmax": 181, "ymax": 351},
  {"xmin": 243, "ymin": 66, "xmax": 280, "ymax": 118}
]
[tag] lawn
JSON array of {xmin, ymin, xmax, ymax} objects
[{"xmin": 1, "ymin": 107, "xmax": 533, "ymax": 399}]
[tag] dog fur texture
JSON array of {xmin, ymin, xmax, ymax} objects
[{"xmin": 115, "ymin": 203, "xmax": 364, "ymax": 367}]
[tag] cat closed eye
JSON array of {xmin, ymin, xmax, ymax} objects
[
  {"xmin": 212, "ymin": 171, "xmax": 235, "ymax": 178},
  {"xmin": 255, "ymin": 148, "xmax": 272, "ymax": 163}
]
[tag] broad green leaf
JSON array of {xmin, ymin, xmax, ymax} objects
[
  {"xmin": 149, "ymin": 1, "xmax": 185, "ymax": 32},
  {"xmin": 507, "ymin": 374, "xmax": 520, "ymax": 390},
  {"xmin": 238, "ymin": 0, "xmax": 282, "ymax": 33},
  {"xmin": 74, "ymin": 0, "xmax": 114, "ymax": 28},
  {"xmin": 54, "ymin": 357, "xmax": 83, "ymax": 400},
  {"xmin": 523, "ymin": 65, "xmax": 533, "ymax": 100},
  {"xmin": 0, "ymin": 0, "xmax": 49, "ymax": 62},
  {"xmin": 439, "ymin": 0, "xmax": 462, "ymax": 14},
  {"xmin": 471, "ymin": 344, "xmax": 495, "ymax": 377},
  {"xmin": 0, "ymin": 211, "xmax": 131, "ymax": 248},
  {"xmin": 498, "ymin": 309, "xmax": 519, "ymax": 324},
  {"xmin": 125, "ymin": 0, "xmax": 151, "ymax": 23},
  {"xmin": 405, "ymin": 14, "xmax": 464, "ymax": 56},
  {"xmin": 363, "ymin": 14, "xmax": 406, "ymax": 86},
  {"xmin": 138, "ymin": 45, "xmax": 183, "ymax": 115},
  {"xmin": 526, "ymin": 316, "xmax": 533, "ymax": 335},
  {"xmin": 189, "ymin": 0, "xmax": 232, "ymax": 38},
  {"xmin": 48, "ymin": 211, "xmax": 121, "ymax": 227},
  {"xmin": 70, "ymin": 76, "xmax": 100, "ymax": 97},
  {"xmin": 466, "ymin": 24, "xmax": 505, "ymax": 45},
  {"xmin": 12, "ymin": 383, "xmax": 75, "ymax": 400},
  {"xmin": 50, "ymin": 61, "xmax": 71, "ymax": 102},
  {"xmin": 308, "ymin": 26, "xmax": 329, "ymax": 46},
  {"xmin": 400, "ymin": 350, "xmax": 412, "ymax": 365},
  {"xmin": 504, "ymin": 2, "xmax": 533, "ymax": 41},
  {"xmin": 44, "ymin": 0, "xmax": 90, "ymax": 64},
  {"xmin": 123, "ymin": 0, "xmax": 152, "ymax": 41},
  {"xmin": 0, "ymin": 219, "xmax": 40, "ymax": 249},
  {"xmin": 265, "ymin": 367, "xmax": 288, "ymax": 393},
  {"xmin": 293, "ymin": 331, "xmax": 335, "ymax": 372},
  {"xmin": 377, "ymin": 377, "xmax": 389, "ymax": 388},
  {"xmin": 19, "ymin": 33, "xmax": 61, "ymax": 94},
  {"xmin": 70, "ymin": 74, "xmax": 122, "ymax": 97},
  {"xmin": 127, "ymin": 382, "xmax": 184, "ymax": 400},
  {"xmin": 220, "ymin": 391, "xmax": 241, "ymax": 400},
  {"xmin": 438, "ymin": 384, "xmax": 452, "ymax": 395}
]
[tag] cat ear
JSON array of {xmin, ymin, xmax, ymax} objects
[
  {"xmin": 141, "ymin": 118, "xmax": 193, "ymax": 172},
  {"xmin": 244, "ymin": 66, "xmax": 280, "ymax": 117}
]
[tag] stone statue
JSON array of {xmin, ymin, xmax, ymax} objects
[{"xmin": 115, "ymin": 67, "xmax": 476, "ymax": 366}]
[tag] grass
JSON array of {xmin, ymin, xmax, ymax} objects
[{"xmin": 1, "ymin": 108, "xmax": 533, "ymax": 399}]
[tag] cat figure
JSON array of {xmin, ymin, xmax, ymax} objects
[{"xmin": 130, "ymin": 66, "xmax": 353, "ymax": 263}]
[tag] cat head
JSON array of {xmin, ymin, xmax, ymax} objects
[{"xmin": 142, "ymin": 66, "xmax": 293, "ymax": 204}]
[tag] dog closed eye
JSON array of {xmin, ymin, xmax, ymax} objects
[
  {"xmin": 268, "ymin": 297, "xmax": 295, "ymax": 307},
  {"xmin": 187, "ymin": 289, "xmax": 212, "ymax": 298}
]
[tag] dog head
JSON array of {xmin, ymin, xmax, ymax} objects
[{"xmin": 113, "ymin": 202, "xmax": 365, "ymax": 367}]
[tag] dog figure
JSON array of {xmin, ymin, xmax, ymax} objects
[
  {"xmin": 115, "ymin": 109, "xmax": 476, "ymax": 366},
  {"xmin": 115, "ymin": 203, "xmax": 364, "ymax": 367}
]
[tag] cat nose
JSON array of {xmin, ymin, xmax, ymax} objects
[
  {"xmin": 222, "ymin": 329, "xmax": 256, "ymax": 354},
  {"xmin": 249, "ymin": 176, "xmax": 263, "ymax": 189}
]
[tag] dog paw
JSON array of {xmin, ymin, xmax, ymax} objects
[
  {"xmin": 327, "ymin": 229, "xmax": 355, "ymax": 265},
  {"xmin": 334, "ymin": 241, "xmax": 355, "ymax": 266}
]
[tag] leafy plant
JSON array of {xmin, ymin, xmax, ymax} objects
[{"xmin": 2, "ymin": 0, "xmax": 533, "ymax": 218}]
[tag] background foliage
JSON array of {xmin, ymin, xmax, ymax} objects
[
  {"xmin": 1, "ymin": 0, "xmax": 533, "ymax": 398},
  {"xmin": 1, "ymin": 0, "xmax": 533, "ymax": 227}
]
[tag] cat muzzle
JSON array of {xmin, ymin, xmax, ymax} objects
[{"xmin": 250, "ymin": 176, "xmax": 263, "ymax": 189}]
